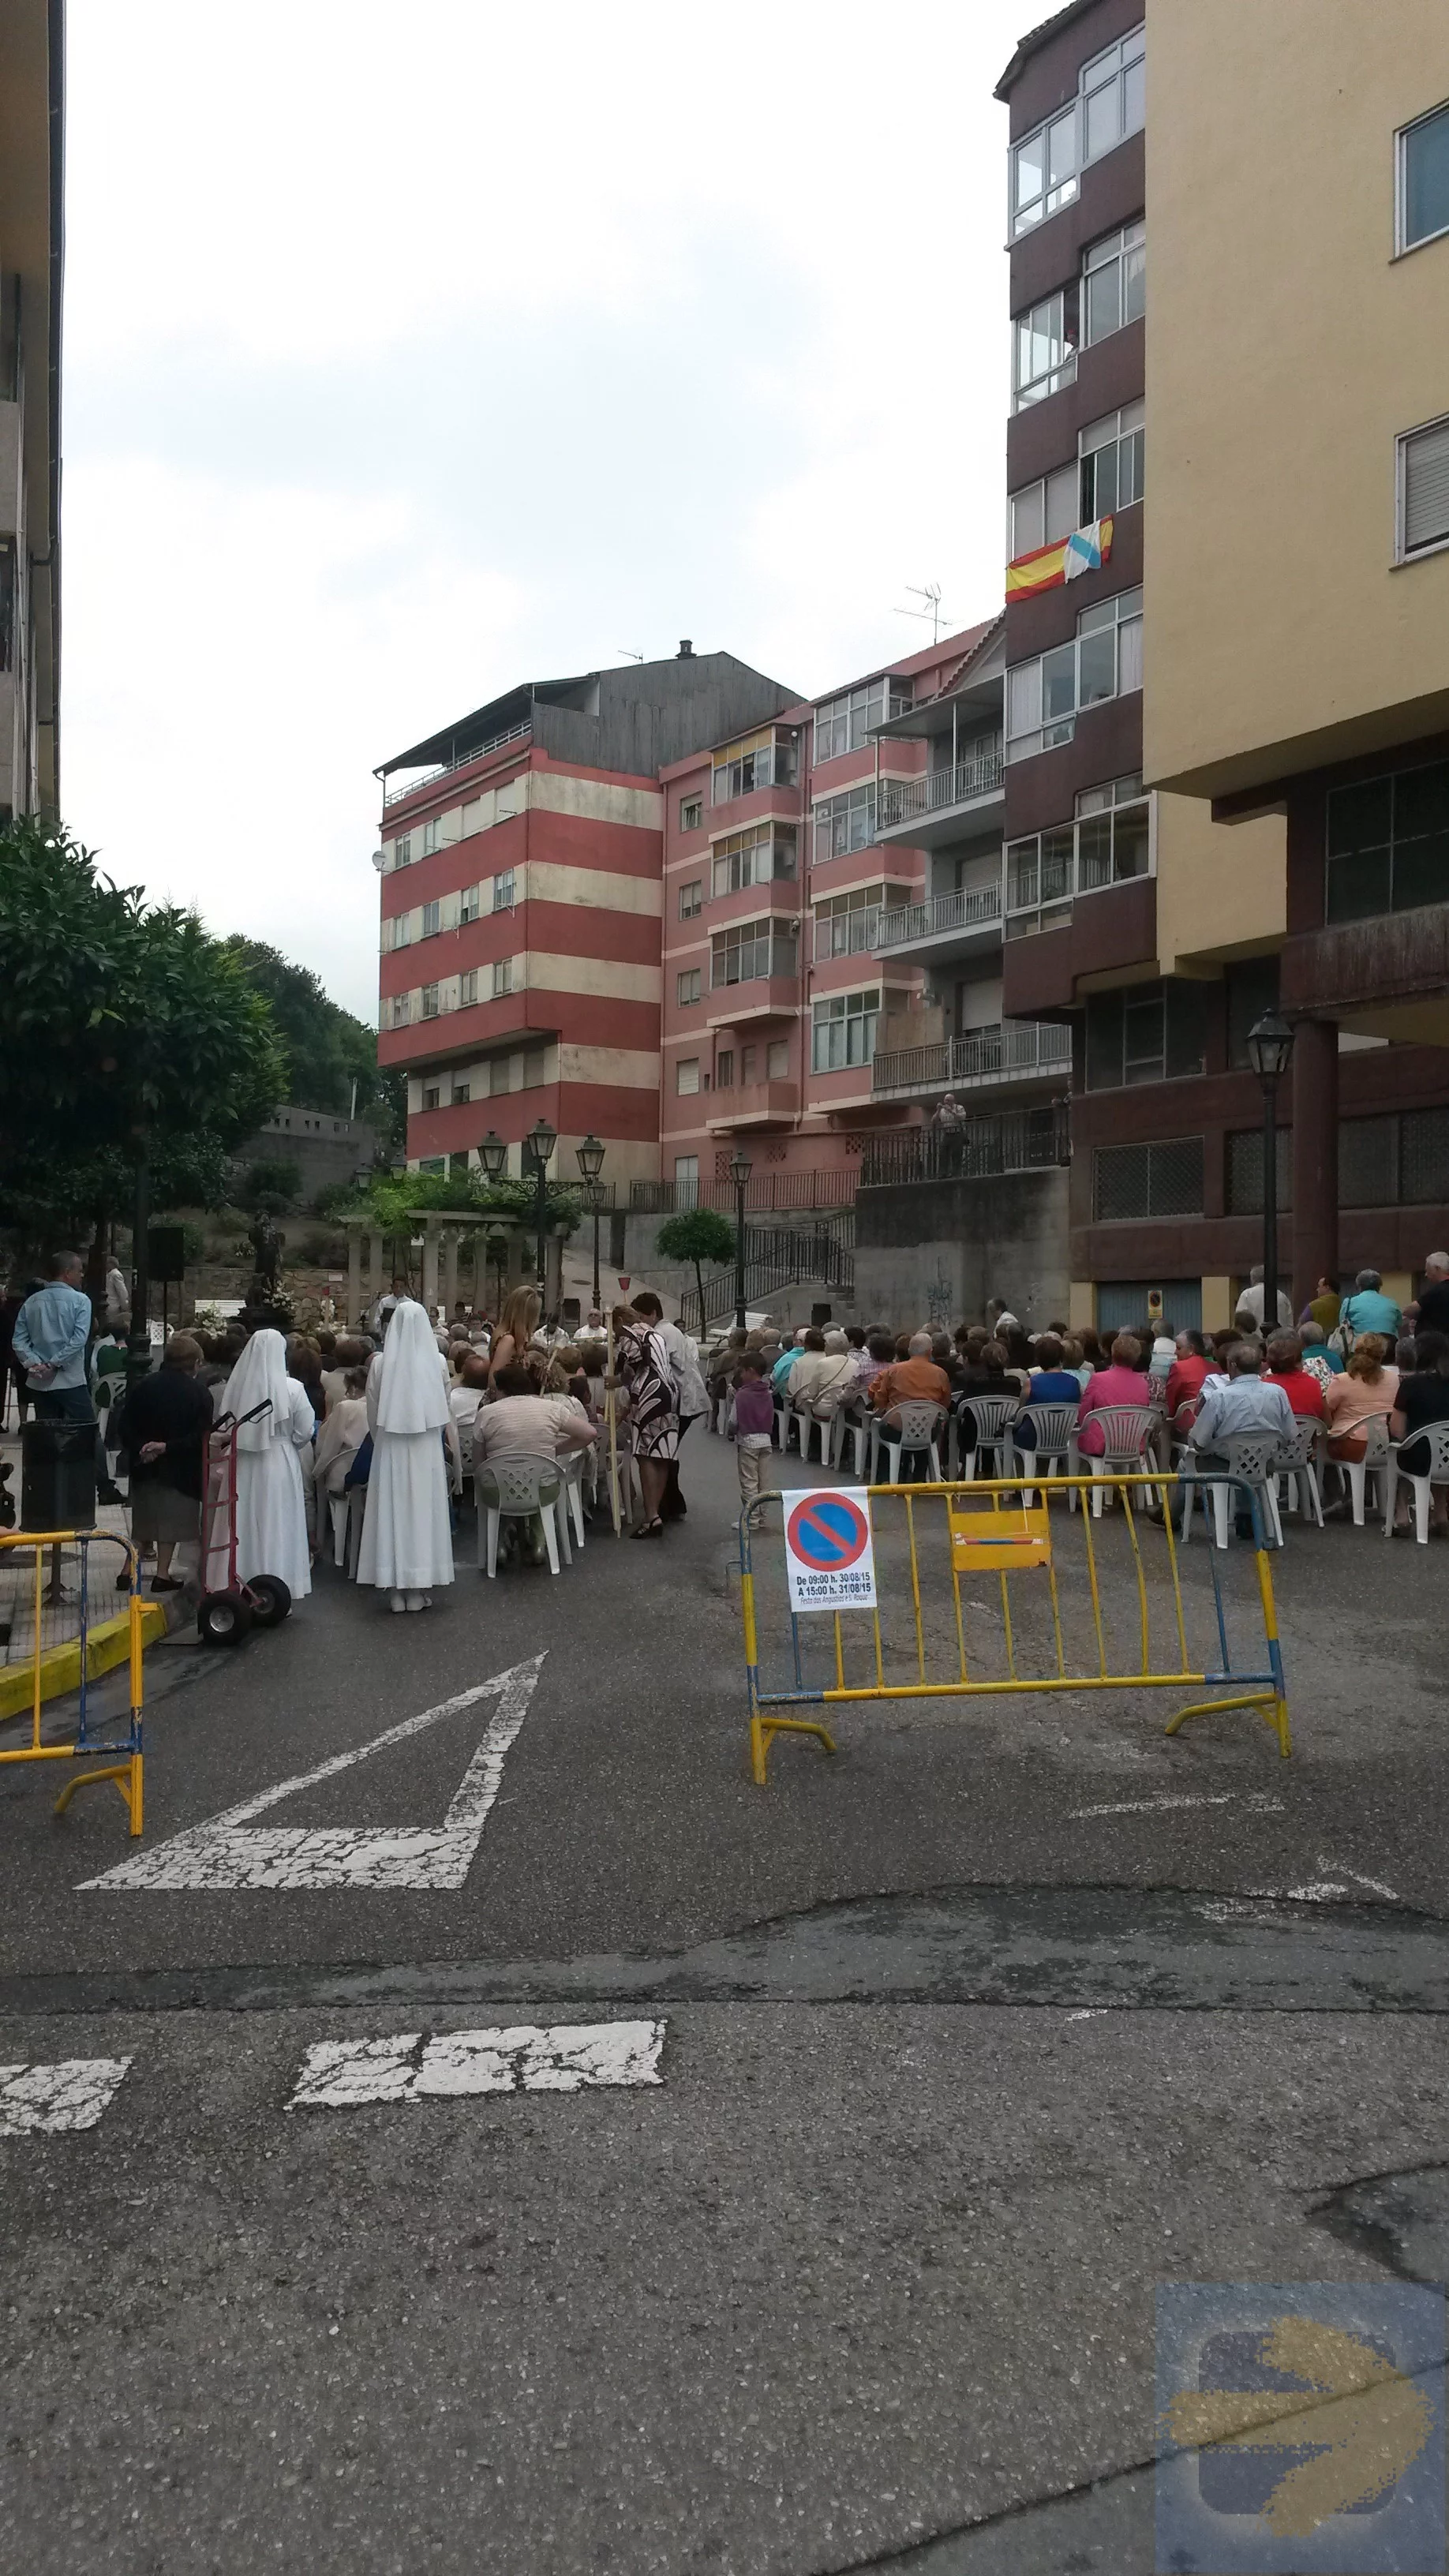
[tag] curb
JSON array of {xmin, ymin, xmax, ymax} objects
[{"xmin": 0, "ymin": 1593, "xmax": 174, "ymax": 1723}]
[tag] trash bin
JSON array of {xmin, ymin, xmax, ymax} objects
[{"xmin": 21, "ymin": 1417, "xmax": 98, "ymax": 1533}]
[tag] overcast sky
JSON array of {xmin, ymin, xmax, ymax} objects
[{"xmin": 60, "ymin": 0, "xmax": 1040, "ymax": 1024}]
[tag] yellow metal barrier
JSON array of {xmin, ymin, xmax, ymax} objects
[
  {"xmin": 739, "ymin": 1474, "xmax": 1290, "ymax": 1786},
  {"xmin": 0, "ymin": 1528, "xmax": 145, "ymax": 1834}
]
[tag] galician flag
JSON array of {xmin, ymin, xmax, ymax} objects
[{"xmin": 1005, "ymin": 514, "xmax": 1114, "ymax": 600}]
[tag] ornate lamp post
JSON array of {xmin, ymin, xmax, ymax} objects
[
  {"xmin": 729, "ymin": 1148, "xmax": 753, "ymax": 1331},
  {"xmin": 524, "ymin": 1116, "xmax": 557, "ymax": 1315},
  {"xmin": 575, "ymin": 1133, "xmax": 606, "ymax": 1316},
  {"xmin": 477, "ymin": 1129, "xmax": 508, "ymax": 1184},
  {"xmin": 1245, "ymin": 1010, "xmax": 1295, "ymax": 1334}
]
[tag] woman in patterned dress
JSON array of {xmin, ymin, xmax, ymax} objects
[{"xmin": 610, "ymin": 1302, "xmax": 679, "ymax": 1537}]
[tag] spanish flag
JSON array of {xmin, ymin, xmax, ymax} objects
[{"xmin": 1006, "ymin": 515, "xmax": 1114, "ymax": 600}]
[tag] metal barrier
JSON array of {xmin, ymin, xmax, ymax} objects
[
  {"xmin": 739, "ymin": 1475, "xmax": 1289, "ymax": 1785},
  {"xmin": 0, "ymin": 1528, "xmax": 145, "ymax": 1833}
]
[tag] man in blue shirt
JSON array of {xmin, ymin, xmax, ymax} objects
[{"xmin": 12, "ymin": 1252, "xmax": 95, "ymax": 1425}]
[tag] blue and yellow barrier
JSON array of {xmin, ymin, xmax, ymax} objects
[{"xmin": 0, "ymin": 1527, "xmax": 145, "ymax": 1833}]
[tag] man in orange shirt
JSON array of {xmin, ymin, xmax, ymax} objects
[{"xmin": 869, "ymin": 1332, "xmax": 953, "ymax": 1413}]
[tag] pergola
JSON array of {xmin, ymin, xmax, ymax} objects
[{"xmin": 339, "ymin": 1210, "xmax": 563, "ymax": 1327}]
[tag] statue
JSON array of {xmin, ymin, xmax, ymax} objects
[{"xmin": 248, "ymin": 1210, "xmax": 283, "ymax": 1293}]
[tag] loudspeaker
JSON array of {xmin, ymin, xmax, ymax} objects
[{"xmin": 147, "ymin": 1225, "xmax": 187, "ymax": 1282}]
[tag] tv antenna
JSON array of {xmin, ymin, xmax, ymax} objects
[
  {"xmin": 616, "ymin": 646, "xmax": 645, "ymax": 661},
  {"xmin": 893, "ymin": 582, "xmax": 949, "ymax": 644}
]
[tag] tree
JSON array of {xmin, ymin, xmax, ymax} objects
[
  {"xmin": 0, "ymin": 816, "xmax": 286, "ymax": 1258},
  {"xmin": 655, "ymin": 1208, "xmax": 736, "ymax": 1325},
  {"xmin": 225, "ymin": 938, "xmax": 405, "ymax": 1151},
  {"xmin": 240, "ymin": 1159, "xmax": 304, "ymax": 1215}
]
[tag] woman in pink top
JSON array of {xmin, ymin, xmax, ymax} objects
[
  {"xmin": 1076, "ymin": 1334, "xmax": 1153, "ymax": 1456},
  {"xmin": 1323, "ymin": 1333, "xmax": 1399, "ymax": 1462}
]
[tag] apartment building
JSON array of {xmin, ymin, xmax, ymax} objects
[
  {"xmin": 658, "ymin": 622, "xmax": 1066, "ymax": 1195},
  {"xmin": 0, "ymin": 0, "xmax": 63, "ymax": 820},
  {"xmin": 376, "ymin": 650, "xmax": 794, "ymax": 1185}
]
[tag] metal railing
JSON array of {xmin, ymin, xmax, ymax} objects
[
  {"xmin": 383, "ymin": 717, "xmax": 533, "ymax": 809},
  {"xmin": 677, "ymin": 1215, "xmax": 856, "ymax": 1335},
  {"xmin": 875, "ymin": 883, "xmax": 1002, "ymax": 952},
  {"xmin": 813, "ymin": 908, "xmax": 882, "ymax": 962},
  {"xmin": 630, "ymin": 1170, "xmax": 859, "ymax": 1216},
  {"xmin": 860, "ymin": 1102, "xmax": 1070, "ymax": 1188},
  {"xmin": 877, "ymin": 752, "xmax": 1004, "ymax": 833},
  {"xmin": 871, "ymin": 1020, "xmax": 1072, "ymax": 1097}
]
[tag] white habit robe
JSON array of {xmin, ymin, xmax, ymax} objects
[
  {"xmin": 358, "ymin": 1301, "xmax": 455, "ymax": 1592},
  {"xmin": 208, "ymin": 1330, "xmax": 313, "ymax": 1600}
]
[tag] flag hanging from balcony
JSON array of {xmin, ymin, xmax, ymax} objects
[{"xmin": 1005, "ymin": 515, "xmax": 1114, "ymax": 600}]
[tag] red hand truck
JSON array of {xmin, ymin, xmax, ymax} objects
[{"xmin": 197, "ymin": 1398, "xmax": 295, "ymax": 1647}]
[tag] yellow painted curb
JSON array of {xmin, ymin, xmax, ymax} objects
[{"xmin": 0, "ymin": 1599, "xmax": 167, "ymax": 1722}]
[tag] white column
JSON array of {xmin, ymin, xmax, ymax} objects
[
  {"xmin": 421, "ymin": 1220, "xmax": 440, "ymax": 1316},
  {"xmin": 442, "ymin": 1227, "xmax": 459, "ymax": 1317},
  {"xmin": 367, "ymin": 1231, "xmax": 385, "ymax": 1316},
  {"xmin": 346, "ymin": 1229, "xmax": 362, "ymax": 1328}
]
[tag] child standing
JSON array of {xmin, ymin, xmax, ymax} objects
[{"xmin": 732, "ymin": 1353, "xmax": 776, "ymax": 1515}]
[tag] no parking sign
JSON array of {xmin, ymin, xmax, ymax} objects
[{"xmin": 784, "ymin": 1489, "xmax": 877, "ymax": 1614}]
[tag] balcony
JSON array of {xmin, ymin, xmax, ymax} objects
[
  {"xmin": 705, "ymin": 1080, "xmax": 796, "ymax": 1132},
  {"xmin": 875, "ymin": 751, "xmax": 1005, "ymax": 848},
  {"xmin": 813, "ymin": 908, "xmax": 882, "ymax": 964},
  {"xmin": 1281, "ymin": 903, "xmax": 1449, "ymax": 1045},
  {"xmin": 871, "ymin": 1020, "xmax": 1073, "ymax": 1101},
  {"xmin": 861, "ymin": 1101, "xmax": 1070, "ymax": 1188},
  {"xmin": 706, "ymin": 974, "xmax": 800, "ymax": 1031},
  {"xmin": 382, "ymin": 717, "xmax": 532, "ymax": 810},
  {"xmin": 874, "ymin": 883, "xmax": 1002, "ymax": 964}
]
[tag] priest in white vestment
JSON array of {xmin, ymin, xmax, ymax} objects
[
  {"xmin": 358, "ymin": 1298, "xmax": 460, "ymax": 1612},
  {"xmin": 208, "ymin": 1329, "xmax": 313, "ymax": 1601}
]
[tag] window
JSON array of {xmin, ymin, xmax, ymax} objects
[
  {"xmin": 1006, "ymin": 588, "xmax": 1143, "ymax": 761},
  {"xmin": 674, "ymin": 1155, "xmax": 699, "ymax": 1198},
  {"xmin": 522, "ymin": 1045, "xmax": 546, "ymax": 1088},
  {"xmin": 422, "ymin": 818, "xmax": 441, "ymax": 855},
  {"xmin": 421, "ymin": 899, "xmax": 440, "ymax": 938},
  {"xmin": 1326, "ymin": 758, "xmax": 1449, "ymax": 922},
  {"xmin": 395, "ymin": 835, "xmax": 413, "ymax": 867},
  {"xmin": 459, "ymin": 883, "xmax": 481, "ymax": 923},
  {"xmin": 449, "ymin": 1151, "xmax": 470, "ymax": 1178},
  {"xmin": 1012, "ymin": 289, "xmax": 1076, "ymax": 411},
  {"xmin": 1226, "ymin": 957, "xmax": 1281, "ymax": 1068},
  {"xmin": 391, "ymin": 994, "xmax": 411, "ymax": 1029},
  {"xmin": 1398, "ymin": 101, "xmax": 1449, "ymax": 253},
  {"xmin": 422, "ymin": 1084, "xmax": 441, "ymax": 1111},
  {"xmin": 711, "ymin": 822, "xmax": 796, "ymax": 897},
  {"xmin": 812, "ymin": 987, "xmax": 881, "ymax": 1073},
  {"xmin": 1398, "ymin": 416, "xmax": 1449, "ymax": 560},
  {"xmin": 1226, "ymin": 1127, "xmax": 1294, "ymax": 1217},
  {"xmin": 421, "ymin": 982, "xmax": 440, "ymax": 1020},
  {"xmin": 813, "ymin": 782, "xmax": 878, "ymax": 860},
  {"xmin": 716, "ymin": 1050, "xmax": 734, "ymax": 1088},
  {"xmin": 1338, "ymin": 1111, "xmax": 1449, "ymax": 1208},
  {"xmin": 676, "ymin": 968, "xmax": 702, "ymax": 1005},
  {"xmin": 737, "ymin": 1043, "xmax": 756, "ymax": 1085},
  {"xmin": 492, "ymin": 958, "xmax": 514, "ymax": 998},
  {"xmin": 814, "ymin": 883, "xmax": 887, "ymax": 958},
  {"xmin": 417, "ymin": 1157, "xmax": 446, "ymax": 1178},
  {"xmin": 712, "ymin": 728, "xmax": 796, "ymax": 802},
  {"xmin": 492, "ymin": 869, "xmax": 515, "ymax": 910},
  {"xmin": 392, "ymin": 909, "xmax": 413, "ymax": 949},
  {"xmin": 766, "ymin": 1039, "xmax": 789, "ymax": 1080},
  {"xmin": 1006, "ymin": 784, "xmax": 1149, "ymax": 923},
  {"xmin": 1093, "ymin": 1136, "xmax": 1204, "ymax": 1222},
  {"xmin": 676, "ymin": 1058, "xmax": 701, "ymax": 1096},
  {"xmin": 710, "ymin": 919, "xmax": 797, "ymax": 988},
  {"xmin": 1080, "ymin": 401, "xmax": 1145, "ymax": 521},
  {"xmin": 814, "ymin": 677, "xmax": 912, "ymax": 763},
  {"xmin": 1009, "ymin": 24, "xmax": 1142, "ymax": 239},
  {"xmin": 488, "ymin": 1056, "xmax": 515, "ymax": 1097},
  {"xmin": 451, "ymin": 1082, "xmax": 471, "ymax": 1105},
  {"xmin": 679, "ymin": 878, "xmax": 702, "ymax": 919},
  {"xmin": 1082, "ymin": 221, "xmax": 1145, "ymax": 346},
  {"xmin": 680, "ymin": 794, "xmax": 703, "ymax": 831},
  {"xmin": 1084, "ymin": 981, "xmax": 1206, "ymax": 1090},
  {"xmin": 460, "ymin": 968, "xmax": 477, "ymax": 1005},
  {"xmin": 1009, "ymin": 463, "xmax": 1079, "ymax": 562}
]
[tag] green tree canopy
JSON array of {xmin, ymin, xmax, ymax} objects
[
  {"xmin": 655, "ymin": 1208, "xmax": 736, "ymax": 1323},
  {"xmin": 226, "ymin": 938, "xmax": 404, "ymax": 1148},
  {"xmin": 0, "ymin": 816, "xmax": 287, "ymax": 1246}
]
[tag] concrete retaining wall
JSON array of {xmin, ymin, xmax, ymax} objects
[{"xmin": 853, "ymin": 1170, "xmax": 1069, "ymax": 1331}]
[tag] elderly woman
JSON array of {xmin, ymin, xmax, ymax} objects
[
  {"xmin": 1389, "ymin": 1329, "xmax": 1449, "ymax": 1532},
  {"xmin": 1075, "ymin": 1332, "xmax": 1153, "ymax": 1457},
  {"xmin": 1324, "ymin": 1332, "xmax": 1398, "ymax": 1461},
  {"xmin": 125, "ymin": 1331, "xmax": 214, "ymax": 1591},
  {"xmin": 610, "ymin": 1301, "xmax": 679, "ymax": 1538}
]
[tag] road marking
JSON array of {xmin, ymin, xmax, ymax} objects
[
  {"xmin": 1287, "ymin": 1862, "xmax": 1402, "ymax": 1904},
  {"xmin": 1069, "ymin": 1792, "xmax": 1285, "ymax": 1819},
  {"xmin": 79, "ymin": 1655, "xmax": 545, "ymax": 1893},
  {"xmin": 286, "ymin": 2019, "xmax": 666, "ymax": 2110},
  {"xmin": 0, "ymin": 2057, "xmax": 131, "ymax": 2134}
]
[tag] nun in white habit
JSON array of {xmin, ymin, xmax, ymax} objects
[
  {"xmin": 358, "ymin": 1297, "xmax": 460, "ymax": 1612},
  {"xmin": 208, "ymin": 1328, "xmax": 313, "ymax": 1602}
]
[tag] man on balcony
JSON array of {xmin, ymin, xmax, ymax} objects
[{"xmin": 932, "ymin": 1091, "xmax": 969, "ymax": 1176}]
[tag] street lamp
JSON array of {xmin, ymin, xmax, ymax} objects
[
  {"xmin": 729, "ymin": 1148, "xmax": 753, "ymax": 1331},
  {"xmin": 477, "ymin": 1129, "xmax": 507, "ymax": 1183},
  {"xmin": 1245, "ymin": 1009, "xmax": 1295, "ymax": 1334},
  {"xmin": 575, "ymin": 1133, "xmax": 606, "ymax": 1316},
  {"xmin": 525, "ymin": 1115, "xmax": 557, "ymax": 1315}
]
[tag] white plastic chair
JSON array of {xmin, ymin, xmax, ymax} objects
[
  {"xmin": 1181, "ymin": 1432, "xmax": 1286, "ymax": 1549},
  {"xmin": 1331, "ymin": 1412, "xmax": 1392, "ymax": 1526},
  {"xmin": 1008, "ymin": 1402, "xmax": 1080, "ymax": 1508},
  {"xmin": 558, "ymin": 1450, "xmax": 589, "ymax": 1548},
  {"xmin": 831, "ymin": 1406, "xmax": 870, "ymax": 1477},
  {"xmin": 870, "ymin": 1401, "xmax": 945, "ymax": 1485},
  {"xmin": 1078, "ymin": 1405, "xmax": 1156, "ymax": 1518},
  {"xmin": 476, "ymin": 1454, "xmax": 571, "ymax": 1577},
  {"xmin": 1383, "ymin": 1417, "xmax": 1449, "ymax": 1543},
  {"xmin": 953, "ymin": 1395, "xmax": 1021, "ymax": 1485},
  {"xmin": 1272, "ymin": 1419, "xmax": 1325, "ymax": 1527},
  {"xmin": 789, "ymin": 1405, "xmax": 833, "ymax": 1466}
]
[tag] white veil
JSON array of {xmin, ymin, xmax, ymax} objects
[
  {"xmin": 220, "ymin": 1328, "xmax": 290, "ymax": 1450},
  {"xmin": 374, "ymin": 1297, "xmax": 450, "ymax": 1436}
]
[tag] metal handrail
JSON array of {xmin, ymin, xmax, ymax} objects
[
  {"xmin": 383, "ymin": 718, "xmax": 533, "ymax": 810},
  {"xmin": 630, "ymin": 1171, "xmax": 859, "ymax": 1215},
  {"xmin": 860, "ymin": 1103, "xmax": 1070, "ymax": 1186},
  {"xmin": 871, "ymin": 1022, "xmax": 1073, "ymax": 1096},
  {"xmin": 876, "ymin": 884, "xmax": 1002, "ymax": 952},
  {"xmin": 877, "ymin": 753, "xmax": 1004, "ymax": 833}
]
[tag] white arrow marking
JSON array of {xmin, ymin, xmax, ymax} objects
[
  {"xmin": 79, "ymin": 1653, "xmax": 545, "ymax": 1891},
  {"xmin": 0, "ymin": 2057, "xmax": 132, "ymax": 2134},
  {"xmin": 286, "ymin": 2019, "xmax": 666, "ymax": 2110}
]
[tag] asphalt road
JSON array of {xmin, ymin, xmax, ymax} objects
[{"xmin": 2, "ymin": 1429, "xmax": 1448, "ymax": 2574}]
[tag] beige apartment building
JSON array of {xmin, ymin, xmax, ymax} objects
[
  {"xmin": 0, "ymin": 0, "xmax": 63, "ymax": 820},
  {"xmin": 1146, "ymin": 0, "xmax": 1449, "ymax": 1309}
]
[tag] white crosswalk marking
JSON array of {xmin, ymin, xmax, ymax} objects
[
  {"xmin": 0, "ymin": 2057, "xmax": 132, "ymax": 2135},
  {"xmin": 286, "ymin": 2019, "xmax": 667, "ymax": 2110}
]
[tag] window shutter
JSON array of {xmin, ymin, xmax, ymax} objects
[{"xmin": 1404, "ymin": 419, "xmax": 1449, "ymax": 555}]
